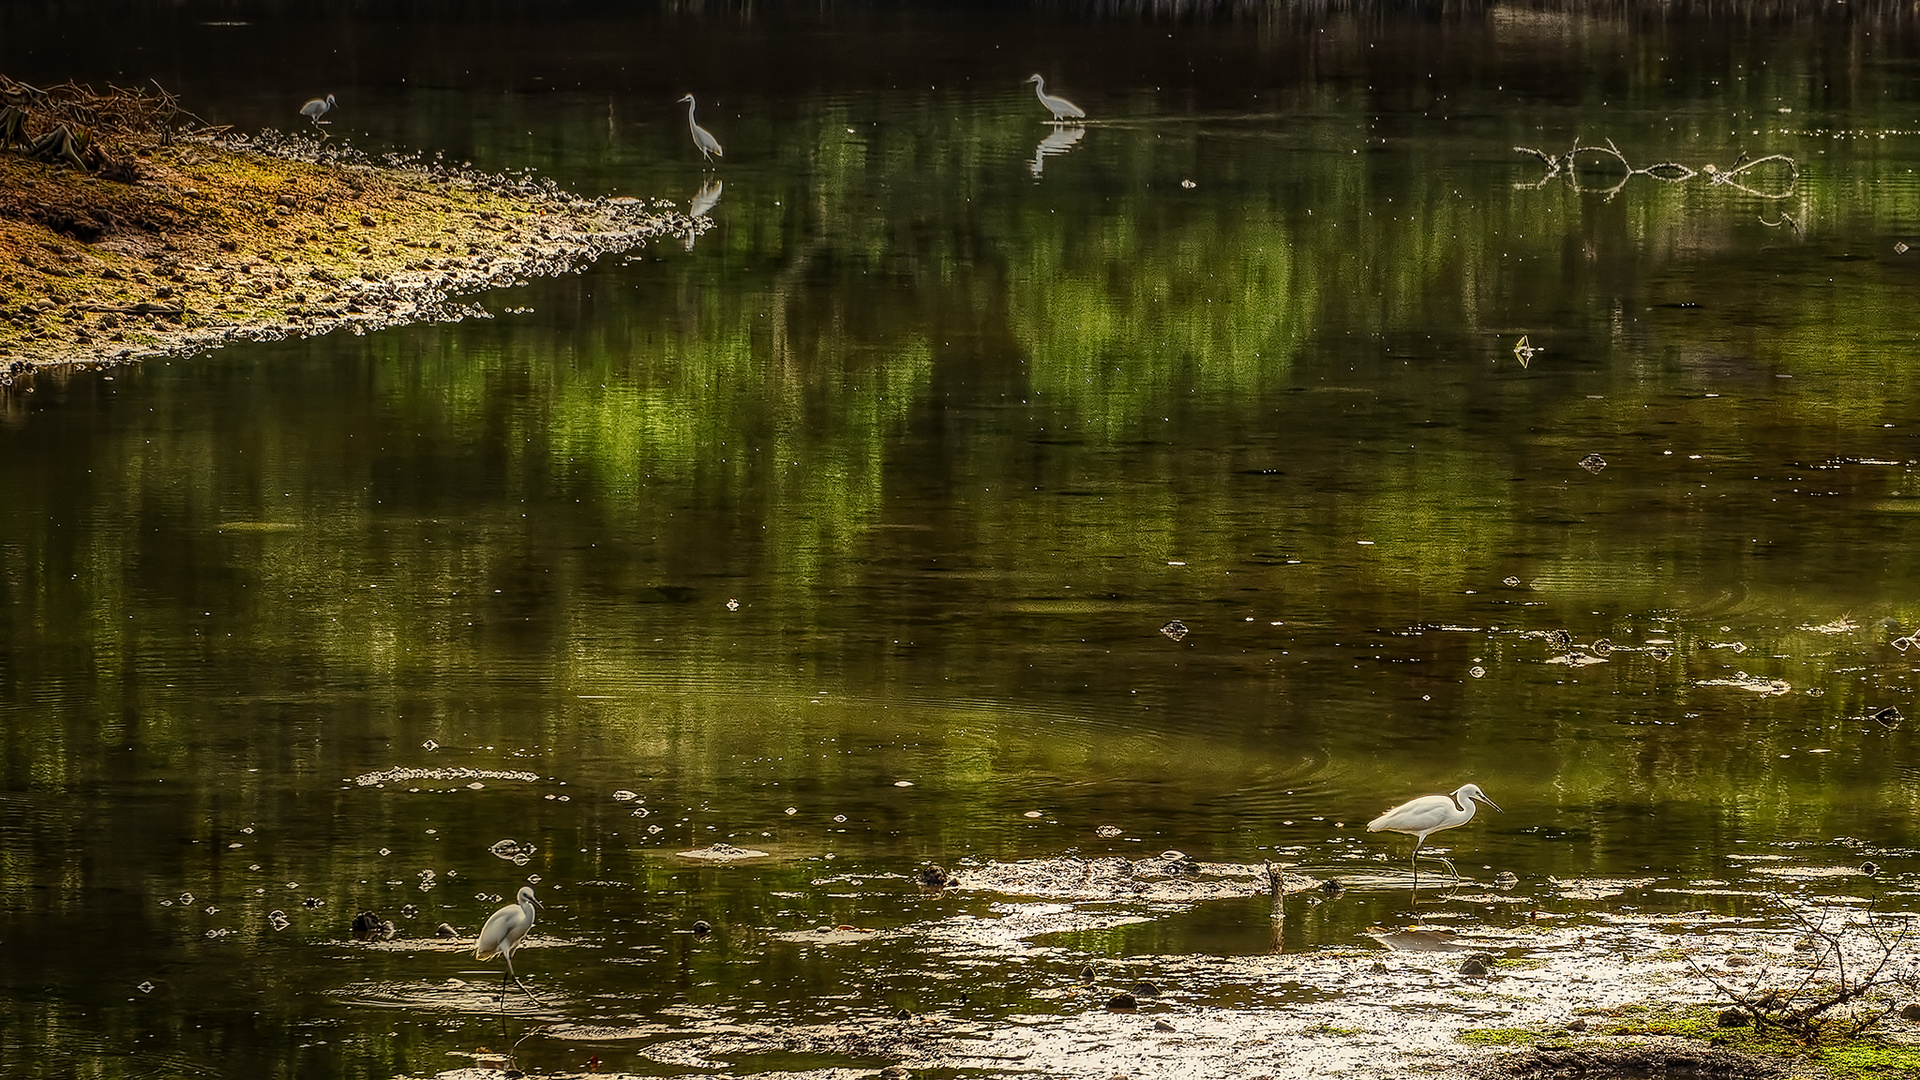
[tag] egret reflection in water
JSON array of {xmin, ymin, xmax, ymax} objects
[
  {"xmin": 683, "ymin": 179, "xmax": 722, "ymax": 250},
  {"xmin": 1029, "ymin": 125, "xmax": 1085, "ymax": 176},
  {"xmin": 690, "ymin": 178, "xmax": 723, "ymax": 218}
]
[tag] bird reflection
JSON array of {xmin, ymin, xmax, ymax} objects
[
  {"xmin": 684, "ymin": 179, "xmax": 723, "ymax": 250},
  {"xmin": 1029, "ymin": 125, "xmax": 1085, "ymax": 177},
  {"xmin": 690, "ymin": 178, "xmax": 723, "ymax": 218}
]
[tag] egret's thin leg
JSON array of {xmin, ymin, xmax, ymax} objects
[{"xmin": 503, "ymin": 951, "xmax": 544, "ymax": 1006}]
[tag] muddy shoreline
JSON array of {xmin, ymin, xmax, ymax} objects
[
  {"xmin": 364, "ymin": 855, "xmax": 1920, "ymax": 1080},
  {"xmin": 0, "ymin": 128, "xmax": 706, "ymax": 385}
]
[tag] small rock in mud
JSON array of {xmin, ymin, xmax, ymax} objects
[
  {"xmin": 877, "ymin": 1068, "xmax": 912, "ymax": 1080},
  {"xmin": 1900, "ymin": 1002, "xmax": 1920, "ymax": 1021},
  {"xmin": 915, "ymin": 864, "xmax": 958, "ymax": 888},
  {"xmin": 350, "ymin": 909, "xmax": 395, "ymax": 940},
  {"xmin": 1132, "ymin": 980, "xmax": 1160, "ymax": 997},
  {"xmin": 1104, "ymin": 992, "xmax": 1138, "ymax": 1011},
  {"xmin": 1079, "ymin": 964, "xmax": 1098, "ymax": 982},
  {"xmin": 1459, "ymin": 953, "xmax": 1495, "ymax": 977},
  {"xmin": 1153, "ymin": 1019, "xmax": 1175, "ymax": 1032},
  {"xmin": 893, "ymin": 1008, "xmax": 912, "ymax": 1021},
  {"xmin": 1718, "ymin": 1008, "xmax": 1752, "ymax": 1027},
  {"xmin": 1567, "ymin": 1017, "xmax": 1587, "ymax": 1032}
]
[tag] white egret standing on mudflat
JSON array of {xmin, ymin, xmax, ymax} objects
[
  {"xmin": 475, "ymin": 886, "xmax": 542, "ymax": 1006},
  {"xmin": 1367, "ymin": 783, "xmax": 1501, "ymax": 887},
  {"xmin": 300, "ymin": 94, "xmax": 335, "ymax": 125}
]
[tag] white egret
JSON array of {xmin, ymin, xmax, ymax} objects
[
  {"xmin": 475, "ymin": 886, "xmax": 542, "ymax": 1005},
  {"xmin": 1025, "ymin": 74, "xmax": 1086, "ymax": 122},
  {"xmin": 300, "ymin": 94, "xmax": 336, "ymax": 126},
  {"xmin": 677, "ymin": 94, "xmax": 723, "ymax": 163},
  {"xmin": 1367, "ymin": 783, "xmax": 1501, "ymax": 886}
]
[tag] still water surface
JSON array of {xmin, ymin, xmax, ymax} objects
[{"xmin": 5, "ymin": 4, "xmax": 1920, "ymax": 1076}]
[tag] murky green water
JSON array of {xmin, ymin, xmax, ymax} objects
[{"xmin": 5, "ymin": 3, "xmax": 1920, "ymax": 1077}]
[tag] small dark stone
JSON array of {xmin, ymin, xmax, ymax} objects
[
  {"xmin": 1132, "ymin": 981, "xmax": 1160, "ymax": 997},
  {"xmin": 1459, "ymin": 953, "xmax": 1494, "ymax": 977},
  {"xmin": 1320, "ymin": 879, "xmax": 1346, "ymax": 899},
  {"xmin": 893, "ymin": 1008, "xmax": 911, "ymax": 1021},
  {"xmin": 1104, "ymin": 992, "xmax": 1138, "ymax": 1010},
  {"xmin": 1079, "ymin": 964, "xmax": 1097, "ymax": 983},
  {"xmin": 351, "ymin": 910, "xmax": 383, "ymax": 938},
  {"xmin": 1718, "ymin": 1008, "xmax": 1751, "ymax": 1028},
  {"xmin": 1900, "ymin": 1002, "xmax": 1920, "ymax": 1021},
  {"xmin": 915, "ymin": 864, "xmax": 956, "ymax": 889},
  {"xmin": 360, "ymin": 214, "xmax": 376, "ymax": 227},
  {"xmin": 691, "ymin": 919, "xmax": 712, "ymax": 936},
  {"xmin": 1567, "ymin": 1017, "xmax": 1588, "ymax": 1032},
  {"xmin": 1153, "ymin": 1019, "xmax": 1175, "ymax": 1032},
  {"xmin": 435, "ymin": 922, "xmax": 457, "ymax": 938}
]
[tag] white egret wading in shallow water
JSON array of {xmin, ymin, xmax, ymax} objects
[
  {"xmin": 1367, "ymin": 783, "xmax": 1501, "ymax": 887},
  {"xmin": 300, "ymin": 94, "xmax": 335, "ymax": 125},
  {"xmin": 1026, "ymin": 74, "xmax": 1085, "ymax": 122},
  {"xmin": 475, "ymin": 886, "xmax": 542, "ymax": 1006},
  {"xmin": 677, "ymin": 94, "xmax": 723, "ymax": 162}
]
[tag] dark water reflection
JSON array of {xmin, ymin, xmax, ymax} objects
[{"xmin": 6, "ymin": 2, "xmax": 1920, "ymax": 1077}]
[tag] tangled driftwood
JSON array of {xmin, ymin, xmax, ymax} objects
[
  {"xmin": 1515, "ymin": 137, "xmax": 1798, "ymax": 200},
  {"xmin": 1, "ymin": 74, "xmax": 215, "ymax": 179}
]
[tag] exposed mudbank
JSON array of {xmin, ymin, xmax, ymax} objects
[
  {"xmin": 1, "ymin": 120, "xmax": 707, "ymax": 383},
  {"xmin": 376, "ymin": 855, "xmax": 1919, "ymax": 1080}
]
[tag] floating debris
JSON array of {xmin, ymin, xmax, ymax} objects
[
  {"xmin": 951, "ymin": 855, "xmax": 1317, "ymax": 903},
  {"xmin": 1159, "ymin": 620, "xmax": 1190, "ymax": 642},
  {"xmin": 1696, "ymin": 672, "xmax": 1791, "ymax": 696},
  {"xmin": 1578, "ymin": 452, "xmax": 1607, "ymax": 473},
  {"xmin": 1095, "ymin": 825, "xmax": 1123, "ymax": 838},
  {"xmin": 1551, "ymin": 876, "xmax": 1656, "ymax": 900},
  {"xmin": 351, "ymin": 766, "xmax": 538, "ymax": 787},
  {"xmin": 1874, "ymin": 706, "xmax": 1902, "ymax": 728},
  {"xmin": 612, "ymin": 790, "xmax": 639, "ymax": 802},
  {"xmin": 676, "ymin": 843, "xmax": 771, "ymax": 862},
  {"xmin": 1512, "ymin": 336, "xmax": 1537, "ymax": 367},
  {"xmin": 1501, "ymin": 576, "xmax": 1522, "ymax": 588}
]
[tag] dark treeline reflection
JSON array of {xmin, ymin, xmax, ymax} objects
[{"xmin": 6, "ymin": 4, "xmax": 1920, "ymax": 1080}]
